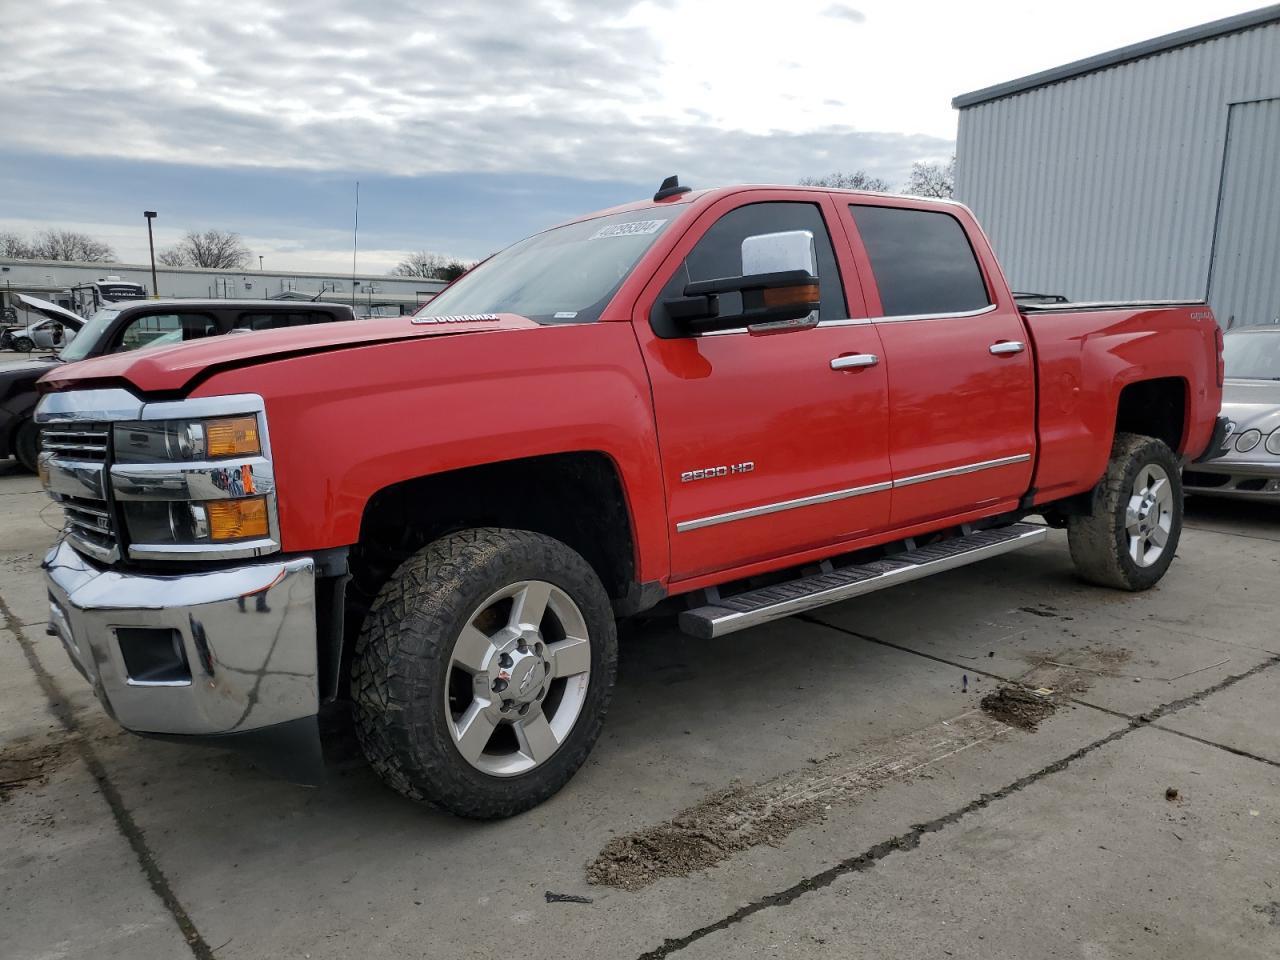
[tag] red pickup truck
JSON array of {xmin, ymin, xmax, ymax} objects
[{"xmin": 36, "ymin": 180, "xmax": 1228, "ymax": 818}]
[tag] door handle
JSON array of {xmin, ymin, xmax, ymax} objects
[
  {"xmin": 830, "ymin": 353, "xmax": 879, "ymax": 370},
  {"xmin": 989, "ymin": 341, "xmax": 1025, "ymax": 356}
]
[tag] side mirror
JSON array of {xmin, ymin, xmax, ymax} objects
[{"xmin": 663, "ymin": 230, "xmax": 820, "ymax": 334}]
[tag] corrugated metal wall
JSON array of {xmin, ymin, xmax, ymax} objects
[
  {"xmin": 1208, "ymin": 97, "xmax": 1280, "ymax": 327},
  {"xmin": 955, "ymin": 20, "xmax": 1280, "ymax": 317}
]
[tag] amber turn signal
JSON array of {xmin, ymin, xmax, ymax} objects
[
  {"xmin": 205, "ymin": 416, "xmax": 261, "ymax": 458},
  {"xmin": 762, "ymin": 283, "xmax": 820, "ymax": 308},
  {"xmin": 206, "ymin": 497, "xmax": 270, "ymax": 541}
]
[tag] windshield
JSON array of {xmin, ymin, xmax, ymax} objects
[
  {"xmin": 58, "ymin": 308, "xmax": 120, "ymax": 362},
  {"xmin": 417, "ymin": 208, "xmax": 676, "ymax": 324},
  {"xmin": 1223, "ymin": 329, "xmax": 1280, "ymax": 380}
]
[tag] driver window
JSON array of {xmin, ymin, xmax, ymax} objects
[
  {"xmin": 651, "ymin": 202, "xmax": 846, "ymax": 338},
  {"xmin": 114, "ymin": 314, "xmax": 216, "ymax": 353}
]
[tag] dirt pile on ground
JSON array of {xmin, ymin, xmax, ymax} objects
[
  {"xmin": 587, "ymin": 711, "xmax": 1006, "ymax": 891},
  {"xmin": 979, "ymin": 685, "xmax": 1057, "ymax": 730},
  {"xmin": 0, "ymin": 740, "xmax": 69, "ymax": 800},
  {"xmin": 587, "ymin": 782, "xmax": 811, "ymax": 890}
]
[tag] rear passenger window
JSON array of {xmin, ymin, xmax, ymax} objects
[
  {"xmin": 850, "ymin": 205, "xmax": 990, "ymax": 317},
  {"xmin": 232, "ymin": 312, "xmax": 323, "ymax": 331}
]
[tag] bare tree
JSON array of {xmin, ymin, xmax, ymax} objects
[
  {"xmin": 903, "ymin": 157, "xmax": 956, "ymax": 199},
  {"xmin": 391, "ymin": 251, "xmax": 472, "ymax": 280},
  {"xmin": 24, "ymin": 229, "xmax": 116, "ymax": 262},
  {"xmin": 799, "ymin": 170, "xmax": 892, "ymax": 192},
  {"xmin": 438, "ymin": 260, "xmax": 471, "ymax": 282},
  {"xmin": 160, "ymin": 229, "xmax": 253, "ymax": 269},
  {"xmin": 0, "ymin": 231, "xmax": 33, "ymax": 259}
]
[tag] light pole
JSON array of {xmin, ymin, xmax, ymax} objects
[
  {"xmin": 143, "ymin": 211, "xmax": 159, "ymax": 298},
  {"xmin": 259, "ymin": 255, "xmax": 264, "ymax": 271}
]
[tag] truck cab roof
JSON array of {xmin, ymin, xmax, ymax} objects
[{"xmin": 553, "ymin": 183, "xmax": 966, "ymax": 233}]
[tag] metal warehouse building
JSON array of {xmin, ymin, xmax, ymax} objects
[
  {"xmin": 1, "ymin": 257, "xmax": 446, "ymax": 320},
  {"xmin": 953, "ymin": 5, "xmax": 1280, "ymax": 328}
]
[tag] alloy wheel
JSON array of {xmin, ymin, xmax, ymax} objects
[
  {"xmin": 1125, "ymin": 463, "xmax": 1174, "ymax": 567},
  {"xmin": 444, "ymin": 580, "xmax": 591, "ymax": 777}
]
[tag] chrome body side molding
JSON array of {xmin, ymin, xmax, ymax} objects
[
  {"xmin": 676, "ymin": 480, "xmax": 893, "ymax": 533},
  {"xmin": 676, "ymin": 453, "xmax": 1032, "ymax": 532},
  {"xmin": 891, "ymin": 453, "xmax": 1031, "ymax": 489}
]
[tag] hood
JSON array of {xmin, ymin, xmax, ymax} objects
[
  {"xmin": 1222, "ymin": 378, "xmax": 1280, "ymax": 435},
  {"xmin": 38, "ymin": 312, "xmax": 541, "ymax": 395},
  {"xmin": 15, "ymin": 294, "xmax": 84, "ymax": 329},
  {"xmin": 0, "ymin": 355, "xmax": 59, "ymax": 398}
]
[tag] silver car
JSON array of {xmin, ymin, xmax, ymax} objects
[
  {"xmin": 5, "ymin": 294, "xmax": 85, "ymax": 352},
  {"xmin": 1183, "ymin": 326, "xmax": 1280, "ymax": 502}
]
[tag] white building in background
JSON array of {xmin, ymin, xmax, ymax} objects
[
  {"xmin": 0, "ymin": 257, "xmax": 447, "ymax": 321},
  {"xmin": 953, "ymin": 5, "xmax": 1280, "ymax": 328}
]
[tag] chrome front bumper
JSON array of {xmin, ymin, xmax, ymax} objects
[
  {"xmin": 1183, "ymin": 459, "xmax": 1280, "ymax": 501},
  {"xmin": 43, "ymin": 539, "xmax": 319, "ymax": 736}
]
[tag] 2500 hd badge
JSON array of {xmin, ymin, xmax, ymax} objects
[{"xmin": 681, "ymin": 462, "xmax": 756, "ymax": 482}]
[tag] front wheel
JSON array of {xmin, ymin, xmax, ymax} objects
[
  {"xmin": 351, "ymin": 528, "xmax": 618, "ymax": 819},
  {"xmin": 1068, "ymin": 432, "xmax": 1183, "ymax": 590},
  {"xmin": 11, "ymin": 336, "xmax": 34, "ymax": 353}
]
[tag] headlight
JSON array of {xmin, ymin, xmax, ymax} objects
[
  {"xmin": 1267, "ymin": 432, "xmax": 1280, "ymax": 456},
  {"xmin": 108, "ymin": 401, "xmax": 277, "ymax": 559},
  {"xmin": 113, "ymin": 416, "xmax": 262, "ymax": 463},
  {"xmin": 120, "ymin": 496, "xmax": 271, "ymax": 548},
  {"xmin": 1236, "ymin": 428, "xmax": 1262, "ymax": 453}
]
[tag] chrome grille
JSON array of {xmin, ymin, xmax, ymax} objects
[
  {"xmin": 59, "ymin": 495, "xmax": 119, "ymax": 558},
  {"xmin": 40, "ymin": 423, "xmax": 110, "ymax": 461},
  {"xmin": 41, "ymin": 422, "xmax": 119, "ymax": 563}
]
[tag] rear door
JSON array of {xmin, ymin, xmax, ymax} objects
[
  {"xmin": 635, "ymin": 193, "xmax": 892, "ymax": 581},
  {"xmin": 839, "ymin": 200, "xmax": 1035, "ymax": 527}
]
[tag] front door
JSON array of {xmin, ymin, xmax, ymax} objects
[
  {"xmin": 839, "ymin": 200, "xmax": 1036, "ymax": 527},
  {"xmin": 635, "ymin": 193, "xmax": 893, "ymax": 582}
]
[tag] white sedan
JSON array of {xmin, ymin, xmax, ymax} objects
[{"xmin": 4, "ymin": 295, "xmax": 85, "ymax": 352}]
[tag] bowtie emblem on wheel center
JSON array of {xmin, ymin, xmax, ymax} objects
[
  {"xmin": 514, "ymin": 657, "xmax": 541, "ymax": 697},
  {"xmin": 492, "ymin": 645, "xmax": 548, "ymax": 708}
]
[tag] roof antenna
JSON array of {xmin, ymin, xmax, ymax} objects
[{"xmin": 653, "ymin": 175, "xmax": 692, "ymax": 202}]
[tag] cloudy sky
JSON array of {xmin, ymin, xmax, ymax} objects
[{"xmin": 0, "ymin": 0, "xmax": 1261, "ymax": 272}]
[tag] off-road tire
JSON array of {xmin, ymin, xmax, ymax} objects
[
  {"xmin": 11, "ymin": 336, "xmax": 33, "ymax": 353},
  {"xmin": 14, "ymin": 419, "xmax": 39, "ymax": 473},
  {"xmin": 1068, "ymin": 432, "xmax": 1182, "ymax": 590},
  {"xmin": 351, "ymin": 527, "xmax": 618, "ymax": 819}
]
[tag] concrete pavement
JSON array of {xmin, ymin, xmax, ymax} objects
[{"xmin": 2, "ymin": 457, "xmax": 1277, "ymax": 959}]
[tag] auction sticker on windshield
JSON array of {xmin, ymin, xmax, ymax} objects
[{"xmin": 590, "ymin": 219, "xmax": 667, "ymax": 240}]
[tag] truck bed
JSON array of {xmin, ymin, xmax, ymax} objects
[{"xmin": 1018, "ymin": 298, "xmax": 1205, "ymax": 314}]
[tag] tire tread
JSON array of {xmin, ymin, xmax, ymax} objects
[
  {"xmin": 351, "ymin": 527, "xmax": 617, "ymax": 819},
  {"xmin": 1067, "ymin": 432, "xmax": 1182, "ymax": 591}
]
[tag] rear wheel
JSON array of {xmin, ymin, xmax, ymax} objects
[
  {"xmin": 1068, "ymin": 432, "xmax": 1182, "ymax": 590},
  {"xmin": 13, "ymin": 419, "xmax": 39, "ymax": 473},
  {"xmin": 351, "ymin": 527, "xmax": 617, "ymax": 819}
]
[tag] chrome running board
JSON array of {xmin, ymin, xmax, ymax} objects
[{"xmin": 678, "ymin": 523, "xmax": 1048, "ymax": 639}]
